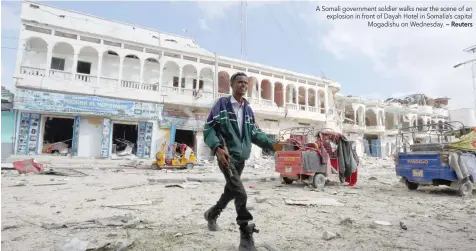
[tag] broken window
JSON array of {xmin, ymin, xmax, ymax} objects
[
  {"xmin": 51, "ymin": 57, "xmax": 65, "ymax": 71},
  {"xmin": 76, "ymin": 61, "xmax": 91, "ymax": 75}
]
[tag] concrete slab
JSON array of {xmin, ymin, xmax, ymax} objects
[
  {"xmin": 186, "ymin": 176, "xmax": 222, "ymax": 183},
  {"xmin": 147, "ymin": 177, "xmax": 187, "ymax": 184}
]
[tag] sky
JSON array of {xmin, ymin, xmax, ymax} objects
[{"xmin": 1, "ymin": 0, "xmax": 475, "ymax": 109}]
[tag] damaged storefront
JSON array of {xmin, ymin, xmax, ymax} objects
[
  {"xmin": 13, "ymin": 89, "xmax": 162, "ymax": 159},
  {"xmin": 159, "ymin": 106, "xmax": 211, "ymax": 161}
]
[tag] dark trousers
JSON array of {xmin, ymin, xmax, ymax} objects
[{"xmin": 214, "ymin": 160, "xmax": 253, "ymax": 226}]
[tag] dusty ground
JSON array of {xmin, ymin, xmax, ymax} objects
[{"xmin": 1, "ymin": 157, "xmax": 475, "ymax": 251}]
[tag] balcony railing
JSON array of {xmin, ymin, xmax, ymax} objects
[
  {"xmin": 121, "ymin": 80, "xmax": 140, "ymax": 89},
  {"xmin": 49, "ymin": 69, "xmax": 72, "ymax": 80},
  {"xmin": 100, "ymin": 77, "xmax": 119, "ymax": 88},
  {"xmin": 75, "ymin": 73, "xmax": 96, "ymax": 83},
  {"xmin": 286, "ymin": 103, "xmax": 298, "ymax": 110},
  {"xmin": 21, "ymin": 66, "xmax": 45, "ymax": 76},
  {"xmin": 18, "ymin": 67, "xmax": 326, "ymax": 119}
]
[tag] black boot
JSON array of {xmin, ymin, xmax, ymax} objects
[
  {"xmin": 204, "ymin": 206, "xmax": 222, "ymax": 231},
  {"xmin": 238, "ymin": 223, "xmax": 259, "ymax": 251}
]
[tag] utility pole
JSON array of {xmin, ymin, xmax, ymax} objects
[
  {"xmin": 454, "ymin": 44, "xmax": 476, "ymax": 114},
  {"xmin": 240, "ymin": 0, "xmax": 247, "ymax": 60}
]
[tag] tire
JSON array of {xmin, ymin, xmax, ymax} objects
[
  {"xmin": 151, "ymin": 164, "xmax": 160, "ymax": 170},
  {"xmin": 459, "ymin": 181, "xmax": 473, "ymax": 197},
  {"xmin": 312, "ymin": 173, "xmax": 326, "ymax": 189},
  {"xmin": 186, "ymin": 163, "xmax": 194, "ymax": 169},
  {"xmin": 406, "ymin": 180, "xmax": 419, "ymax": 190},
  {"xmin": 281, "ymin": 175, "xmax": 293, "ymax": 184}
]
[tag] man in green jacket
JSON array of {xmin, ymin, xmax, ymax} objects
[{"xmin": 203, "ymin": 72, "xmax": 278, "ymax": 251}]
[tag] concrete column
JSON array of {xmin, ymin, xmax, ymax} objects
[
  {"xmin": 196, "ymin": 72, "xmax": 200, "ymax": 91},
  {"xmin": 305, "ymin": 88, "xmax": 309, "ymax": 111},
  {"xmin": 283, "ymin": 85, "xmax": 287, "ymax": 108},
  {"xmin": 118, "ymin": 58, "xmax": 124, "ymax": 87},
  {"xmin": 354, "ymin": 109, "xmax": 357, "ymax": 125},
  {"xmin": 139, "ymin": 60, "xmax": 145, "ymax": 88},
  {"xmin": 178, "ymin": 68, "xmax": 183, "ymax": 92},
  {"xmin": 97, "ymin": 55, "xmax": 103, "ymax": 86},
  {"xmin": 258, "ymin": 81, "xmax": 261, "ymax": 103},
  {"xmin": 158, "ymin": 66, "xmax": 164, "ymax": 93},
  {"xmin": 271, "ymin": 83, "xmax": 275, "ymax": 106},
  {"xmin": 72, "ymin": 53, "xmax": 78, "ymax": 75},
  {"xmin": 315, "ymin": 88, "xmax": 319, "ymax": 112},
  {"xmin": 46, "ymin": 45, "xmax": 53, "ymax": 73},
  {"xmin": 324, "ymin": 86, "xmax": 329, "ymax": 115}
]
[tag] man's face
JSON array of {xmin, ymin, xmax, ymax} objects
[{"xmin": 231, "ymin": 75, "xmax": 248, "ymax": 96}]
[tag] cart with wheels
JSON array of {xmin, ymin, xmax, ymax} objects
[
  {"xmin": 274, "ymin": 127, "xmax": 359, "ymax": 189},
  {"xmin": 395, "ymin": 121, "xmax": 475, "ymax": 197}
]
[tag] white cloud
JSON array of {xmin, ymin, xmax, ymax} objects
[
  {"xmin": 198, "ymin": 18, "xmax": 211, "ymax": 31},
  {"xmin": 1, "ymin": 2, "xmax": 21, "ymax": 31},
  {"xmin": 307, "ymin": 1, "xmax": 476, "ymax": 109}
]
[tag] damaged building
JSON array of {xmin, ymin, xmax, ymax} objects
[
  {"xmin": 336, "ymin": 93, "xmax": 450, "ymax": 158},
  {"xmin": 10, "ymin": 1, "xmax": 340, "ymax": 160}
]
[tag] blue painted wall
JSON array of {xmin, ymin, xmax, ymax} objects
[{"xmin": 1, "ymin": 110, "xmax": 14, "ymax": 143}]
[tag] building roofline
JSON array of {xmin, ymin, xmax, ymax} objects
[{"xmin": 23, "ymin": 0, "xmax": 194, "ymax": 41}]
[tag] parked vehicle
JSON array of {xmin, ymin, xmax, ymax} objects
[
  {"xmin": 274, "ymin": 127, "xmax": 358, "ymax": 189},
  {"xmin": 151, "ymin": 141, "xmax": 196, "ymax": 170},
  {"xmin": 395, "ymin": 121, "xmax": 475, "ymax": 196}
]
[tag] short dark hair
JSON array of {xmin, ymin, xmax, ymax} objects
[{"xmin": 230, "ymin": 72, "xmax": 248, "ymax": 83}]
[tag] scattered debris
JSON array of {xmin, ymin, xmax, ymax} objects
[
  {"xmin": 400, "ymin": 221, "xmax": 408, "ymax": 230},
  {"xmin": 340, "ymin": 217, "xmax": 354, "ymax": 226},
  {"xmin": 111, "ymin": 184, "xmax": 144, "ymax": 190},
  {"xmin": 54, "ymin": 237, "xmax": 135, "ymax": 251},
  {"xmin": 322, "ymin": 230, "xmax": 340, "ymax": 240},
  {"xmin": 284, "ymin": 198, "xmax": 344, "ymax": 207},
  {"xmin": 255, "ymin": 197, "xmax": 267, "ymax": 203},
  {"xmin": 12, "ymin": 159, "xmax": 44, "ymax": 174},
  {"xmin": 42, "ymin": 214, "xmax": 152, "ymax": 230},
  {"xmin": 33, "ymin": 183, "xmax": 68, "ymax": 186},
  {"xmin": 374, "ymin": 220, "xmax": 392, "ymax": 226},
  {"xmin": 165, "ymin": 182, "xmax": 199, "ymax": 189}
]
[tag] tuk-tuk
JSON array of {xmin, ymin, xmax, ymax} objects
[{"xmin": 394, "ymin": 121, "xmax": 475, "ymax": 196}]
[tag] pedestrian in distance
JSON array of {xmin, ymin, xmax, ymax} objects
[{"xmin": 203, "ymin": 72, "xmax": 282, "ymax": 251}]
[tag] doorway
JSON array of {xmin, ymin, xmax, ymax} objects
[
  {"xmin": 42, "ymin": 117, "xmax": 74, "ymax": 155},
  {"xmin": 112, "ymin": 123, "xmax": 138, "ymax": 155},
  {"xmin": 175, "ymin": 129, "xmax": 196, "ymax": 150},
  {"xmin": 364, "ymin": 134, "xmax": 379, "ymax": 157}
]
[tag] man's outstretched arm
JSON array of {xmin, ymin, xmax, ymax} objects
[{"xmin": 249, "ymin": 113, "xmax": 276, "ymax": 151}]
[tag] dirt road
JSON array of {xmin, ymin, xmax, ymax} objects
[{"xmin": 1, "ymin": 158, "xmax": 475, "ymax": 251}]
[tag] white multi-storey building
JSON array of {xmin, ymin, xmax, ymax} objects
[
  {"xmin": 336, "ymin": 94, "xmax": 450, "ymax": 158},
  {"xmin": 12, "ymin": 1, "xmax": 340, "ymax": 159}
]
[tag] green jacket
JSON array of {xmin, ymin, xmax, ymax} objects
[{"xmin": 203, "ymin": 96, "xmax": 275, "ymax": 162}]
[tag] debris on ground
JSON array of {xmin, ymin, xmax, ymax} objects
[
  {"xmin": 284, "ymin": 198, "xmax": 344, "ymax": 206},
  {"xmin": 54, "ymin": 237, "xmax": 135, "ymax": 251},
  {"xmin": 42, "ymin": 214, "xmax": 152, "ymax": 230},
  {"xmin": 12, "ymin": 159, "xmax": 44, "ymax": 174},
  {"xmin": 322, "ymin": 230, "xmax": 340, "ymax": 240}
]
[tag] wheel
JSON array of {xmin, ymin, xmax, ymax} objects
[
  {"xmin": 459, "ymin": 181, "xmax": 473, "ymax": 197},
  {"xmin": 406, "ymin": 180, "xmax": 419, "ymax": 190},
  {"xmin": 151, "ymin": 164, "xmax": 160, "ymax": 170},
  {"xmin": 186, "ymin": 163, "xmax": 194, "ymax": 169},
  {"xmin": 312, "ymin": 173, "xmax": 326, "ymax": 189},
  {"xmin": 280, "ymin": 175, "xmax": 293, "ymax": 184}
]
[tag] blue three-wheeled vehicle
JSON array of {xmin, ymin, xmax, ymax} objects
[{"xmin": 395, "ymin": 121, "xmax": 475, "ymax": 196}]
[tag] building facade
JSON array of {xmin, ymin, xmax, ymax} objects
[
  {"xmin": 336, "ymin": 94, "xmax": 451, "ymax": 158},
  {"xmin": 12, "ymin": 1, "xmax": 340, "ymax": 159}
]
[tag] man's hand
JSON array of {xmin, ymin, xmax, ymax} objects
[{"xmin": 216, "ymin": 147, "xmax": 230, "ymax": 168}]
